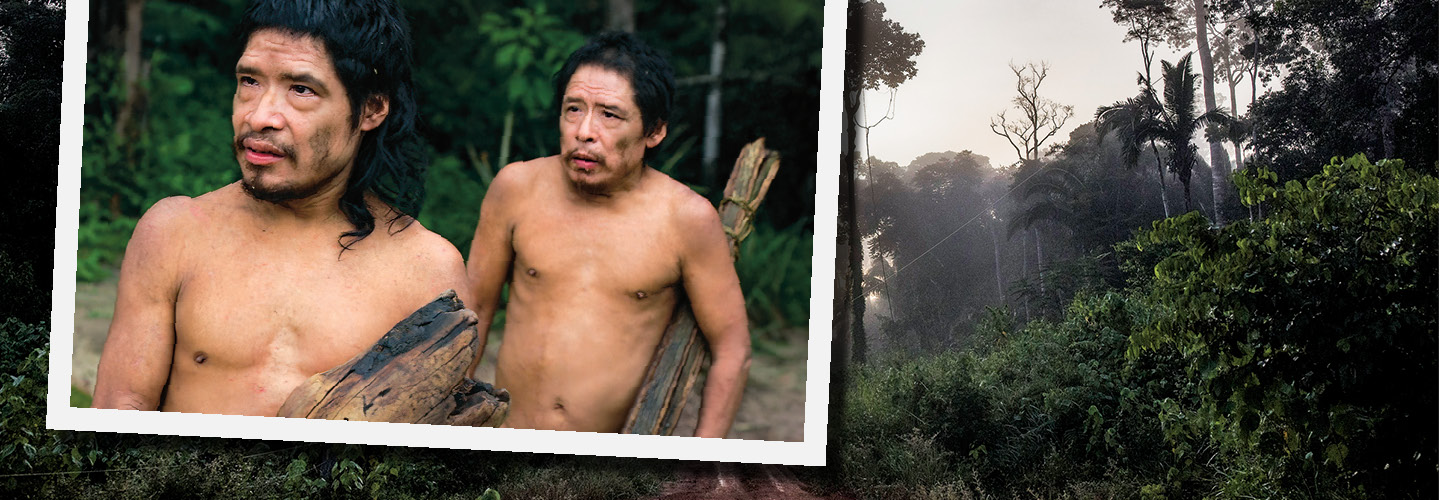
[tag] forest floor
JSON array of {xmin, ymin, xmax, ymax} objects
[{"xmin": 69, "ymin": 272, "xmax": 809, "ymax": 442}]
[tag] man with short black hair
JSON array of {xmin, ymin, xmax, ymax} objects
[
  {"xmin": 93, "ymin": 0, "xmax": 471, "ymax": 417},
  {"xmin": 467, "ymin": 32, "xmax": 751, "ymax": 438}
]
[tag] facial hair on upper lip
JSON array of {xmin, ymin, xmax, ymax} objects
[
  {"xmin": 565, "ymin": 149, "xmax": 604, "ymax": 171},
  {"xmin": 233, "ymin": 131, "xmax": 297, "ymax": 163}
]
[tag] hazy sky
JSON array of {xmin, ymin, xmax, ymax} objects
[{"xmin": 858, "ymin": 0, "xmax": 1254, "ymax": 169}]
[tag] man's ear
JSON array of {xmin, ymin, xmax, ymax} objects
[
  {"xmin": 359, "ymin": 94, "xmax": 390, "ymax": 132},
  {"xmin": 644, "ymin": 121, "xmax": 668, "ymax": 148}
]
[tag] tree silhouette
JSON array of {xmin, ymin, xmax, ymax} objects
[
  {"xmin": 989, "ymin": 62, "xmax": 1074, "ymax": 164},
  {"xmin": 838, "ymin": 0, "xmax": 923, "ymax": 365},
  {"xmin": 1096, "ymin": 82, "xmax": 1171, "ymax": 217},
  {"xmin": 1153, "ymin": 53, "xmax": 1230, "ymax": 212}
]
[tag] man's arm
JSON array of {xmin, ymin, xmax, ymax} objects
[
  {"xmin": 676, "ymin": 195, "xmax": 752, "ymax": 439},
  {"xmin": 463, "ymin": 163, "xmax": 523, "ymax": 378},
  {"xmin": 92, "ymin": 197, "xmax": 191, "ymax": 410}
]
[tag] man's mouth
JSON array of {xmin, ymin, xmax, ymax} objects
[
  {"xmin": 239, "ymin": 136, "xmax": 289, "ymax": 166},
  {"xmin": 569, "ymin": 151, "xmax": 601, "ymax": 172}
]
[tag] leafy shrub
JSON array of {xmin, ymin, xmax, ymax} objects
[
  {"xmin": 1128, "ymin": 155, "xmax": 1438, "ymax": 497},
  {"xmin": 839, "ymin": 351, "xmax": 987, "ymax": 492},
  {"xmin": 0, "ymin": 330, "xmax": 111, "ymax": 496},
  {"xmin": 840, "ymin": 289, "xmax": 1194, "ymax": 498}
]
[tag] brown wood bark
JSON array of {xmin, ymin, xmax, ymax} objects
[
  {"xmin": 623, "ymin": 138, "xmax": 780, "ymax": 435},
  {"xmin": 277, "ymin": 290, "xmax": 510, "ymax": 427}
]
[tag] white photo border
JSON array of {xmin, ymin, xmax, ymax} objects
[{"xmin": 47, "ymin": 0, "xmax": 844, "ymax": 466}]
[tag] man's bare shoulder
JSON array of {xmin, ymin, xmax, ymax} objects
[
  {"xmin": 490, "ymin": 156, "xmax": 557, "ymax": 198},
  {"xmin": 128, "ymin": 184, "xmax": 246, "ymax": 252},
  {"xmin": 388, "ymin": 218, "xmax": 464, "ymax": 268},
  {"xmin": 371, "ymin": 215, "xmax": 473, "ymax": 304},
  {"xmin": 119, "ymin": 184, "xmax": 250, "ymax": 284},
  {"xmin": 652, "ymin": 172, "xmax": 723, "ymax": 232}
]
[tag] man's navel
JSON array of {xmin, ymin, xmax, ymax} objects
[{"xmin": 193, "ymin": 351, "xmax": 208, "ymax": 365}]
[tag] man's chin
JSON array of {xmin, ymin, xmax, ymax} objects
[
  {"xmin": 241, "ymin": 179, "xmax": 310, "ymax": 204},
  {"xmin": 567, "ymin": 173, "xmax": 614, "ymax": 196}
]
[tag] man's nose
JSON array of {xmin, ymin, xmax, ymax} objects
[
  {"xmin": 243, "ymin": 88, "xmax": 287, "ymax": 132},
  {"xmin": 574, "ymin": 111, "xmax": 596, "ymax": 143}
]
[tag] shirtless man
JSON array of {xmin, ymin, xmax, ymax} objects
[
  {"xmin": 92, "ymin": 0, "xmax": 471, "ymax": 417},
  {"xmin": 467, "ymin": 32, "xmax": 751, "ymax": 438}
]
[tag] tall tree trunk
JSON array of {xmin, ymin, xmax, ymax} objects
[
  {"xmin": 1193, "ymin": 0, "xmax": 1231, "ymax": 225},
  {"xmin": 839, "ymin": 84, "xmax": 865, "ymax": 366},
  {"xmin": 1141, "ymin": 38, "xmax": 1170, "ymax": 218},
  {"xmin": 701, "ymin": 0, "xmax": 728, "ymax": 186},
  {"xmin": 1019, "ymin": 229, "xmax": 1030, "ymax": 321},
  {"xmin": 1152, "ymin": 141, "xmax": 1171, "ymax": 218},
  {"xmin": 1228, "ymin": 82, "xmax": 1244, "ymax": 168},
  {"xmin": 115, "ymin": 0, "xmax": 146, "ymax": 148},
  {"xmin": 988, "ymin": 219, "xmax": 1004, "ymax": 299},
  {"xmin": 848, "ymin": 94, "xmax": 867, "ymax": 365},
  {"xmin": 1032, "ymin": 226, "xmax": 1044, "ymax": 294},
  {"xmin": 606, "ymin": 0, "xmax": 635, "ymax": 32}
]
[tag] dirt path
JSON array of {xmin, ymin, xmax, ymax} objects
[
  {"xmin": 71, "ymin": 275, "xmax": 118, "ymax": 395},
  {"xmin": 69, "ymin": 276, "xmax": 808, "ymax": 442},
  {"xmin": 652, "ymin": 462, "xmax": 838, "ymax": 500}
]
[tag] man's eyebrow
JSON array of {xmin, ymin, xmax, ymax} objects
[
  {"xmin": 564, "ymin": 98, "xmax": 628, "ymax": 116},
  {"xmin": 233, "ymin": 65, "xmax": 330, "ymax": 93},
  {"xmin": 280, "ymin": 71, "xmax": 329, "ymax": 93}
]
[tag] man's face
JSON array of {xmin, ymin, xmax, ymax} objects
[
  {"xmin": 559, "ymin": 64, "xmax": 666, "ymax": 194},
  {"xmin": 232, "ymin": 29, "xmax": 383, "ymax": 204}
]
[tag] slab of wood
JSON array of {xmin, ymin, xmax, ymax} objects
[{"xmin": 276, "ymin": 290, "xmax": 510, "ymax": 427}]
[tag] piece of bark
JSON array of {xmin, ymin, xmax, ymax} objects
[
  {"xmin": 277, "ymin": 290, "xmax": 510, "ymax": 427},
  {"xmin": 623, "ymin": 138, "xmax": 780, "ymax": 435}
]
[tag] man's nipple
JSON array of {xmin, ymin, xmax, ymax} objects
[{"xmin": 526, "ymin": 268, "xmax": 538, "ymax": 277}]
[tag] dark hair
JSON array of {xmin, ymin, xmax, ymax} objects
[
  {"xmin": 236, "ymin": 0, "xmax": 424, "ymax": 250},
  {"xmin": 553, "ymin": 31, "xmax": 675, "ymax": 139}
]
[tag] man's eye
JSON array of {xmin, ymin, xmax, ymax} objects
[
  {"xmin": 293, "ymin": 85, "xmax": 315, "ymax": 96},
  {"xmin": 238, "ymin": 76, "xmax": 257, "ymax": 86},
  {"xmin": 603, "ymin": 111, "xmax": 619, "ymax": 119}
]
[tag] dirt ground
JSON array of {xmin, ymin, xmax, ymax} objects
[{"xmin": 70, "ymin": 274, "xmax": 808, "ymax": 442}]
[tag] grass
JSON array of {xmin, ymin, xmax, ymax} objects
[{"xmin": 71, "ymin": 386, "xmax": 92, "ymax": 408}]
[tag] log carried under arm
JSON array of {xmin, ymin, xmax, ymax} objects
[
  {"xmin": 277, "ymin": 290, "xmax": 510, "ymax": 427},
  {"xmin": 623, "ymin": 138, "xmax": 781, "ymax": 436}
]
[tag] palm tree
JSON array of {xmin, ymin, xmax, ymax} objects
[
  {"xmin": 1155, "ymin": 53, "xmax": 1234, "ymax": 213},
  {"xmin": 1096, "ymin": 87, "xmax": 1170, "ymax": 217},
  {"xmin": 1099, "ymin": 53, "xmax": 1231, "ymax": 213}
]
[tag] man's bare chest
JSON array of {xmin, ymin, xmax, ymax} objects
[
  {"xmin": 171, "ymin": 243, "xmax": 406, "ymax": 375},
  {"xmin": 510, "ymin": 210, "xmax": 683, "ymax": 298}
]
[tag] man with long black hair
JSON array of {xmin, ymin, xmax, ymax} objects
[
  {"xmin": 467, "ymin": 32, "xmax": 750, "ymax": 438},
  {"xmin": 93, "ymin": 0, "xmax": 470, "ymax": 417}
]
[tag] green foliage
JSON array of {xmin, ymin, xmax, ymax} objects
[
  {"xmin": 838, "ymin": 351, "xmax": 981, "ymax": 493},
  {"xmin": 478, "ymin": 4, "xmax": 584, "ymax": 116},
  {"xmin": 0, "ymin": 334, "xmax": 112, "ymax": 495},
  {"xmin": 79, "ymin": 5, "xmax": 239, "ymax": 282},
  {"xmin": 1129, "ymin": 155, "xmax": 1438, "ymax": 496},
  {"xmin": 1248, "ymin": 0, "xmax": 1438, "ymax": 179},
  {"xmin": 734, "ymin": 219, "xmax": 813, "ymax": 333},
  {"xmin": 416, "ymin": 154, "xmax": 488, "ymax": 256},
  {"xmin": 840, "ymin": 291, "xmax": 1195, "ymax": 497}
]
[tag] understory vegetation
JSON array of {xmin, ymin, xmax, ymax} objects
[{"xmin": 832, "ymin": 156, "xmax": 1437, "ymax": 499}]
